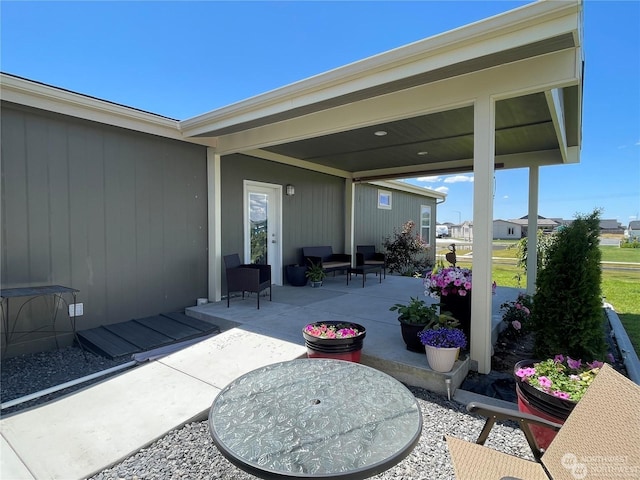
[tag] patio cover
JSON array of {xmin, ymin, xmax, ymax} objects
[{"xmin": 181, "ymin": 0, "xmax": 584, "ymax": 373}]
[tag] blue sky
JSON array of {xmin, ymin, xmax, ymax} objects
[{"xmin": 2, "ymin": 1, "xmax": 638, "ymax": 226}]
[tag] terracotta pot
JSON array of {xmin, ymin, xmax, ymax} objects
[{"xmin": 425, "ymin": 345, "xmax": 459, "ymax": 372}]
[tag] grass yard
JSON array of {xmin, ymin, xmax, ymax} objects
[{"xmin": 452, "ymin": 260, "xmax": 640, "ymax": 353}]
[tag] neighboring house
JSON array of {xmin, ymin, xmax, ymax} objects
[
  {"xmin": 509, "ymin": 215, "xmax": 559, "ymax": 236},
  {"xmin": 629, "ymin": 221, "xmax": 640, "ymax": 240},
  {"xmin": 599, "ymin": 219, "xmax": 624, "ymax": 234},
  {"xmin": 449, "ymin": 221, "xmax": 473, "ymax": 242},
  {"xmin": 493, "ymin": 220, "xmax": 522, "ymax": 240},
  {"xmin": 0, "ymin": 0, "xmax": 584, "ymax": 374}
]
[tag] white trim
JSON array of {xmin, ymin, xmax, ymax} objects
[
  {"xmin": 1, "ymin": 73, "xmax": 215, "ymax": 147},
  {"xmin": 368, "ymin": 180, "xmax": 446, "ymax": 201},
  {"xmin": 377, "ymin": 190, "xmax": 392, "ymax": 210}
]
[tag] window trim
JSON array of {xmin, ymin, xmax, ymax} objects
[{"xmin": 377, "ymin": 190, "xmax": 392, "ymax": 210}]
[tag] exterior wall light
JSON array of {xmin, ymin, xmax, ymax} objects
[{"xmin": 286, "ymin": 184, "xmax": 295, "ymax": 196}]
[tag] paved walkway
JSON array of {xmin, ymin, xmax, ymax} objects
[{"xmin": 1, "ymin": 276, "xmax": 519, "ymax": 480}]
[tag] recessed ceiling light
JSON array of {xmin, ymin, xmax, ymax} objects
[
  {"xmin": 374, "ymin": 130, "xmax": 387, "ymax": 136},
  {"xmin": 417, "ymin": 151, "xmax": 429, "ymax": 156}
]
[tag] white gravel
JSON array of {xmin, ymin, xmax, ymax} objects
[{"xmin": 2, "ymin": 345, "xmax": 534, "ymax": 480}]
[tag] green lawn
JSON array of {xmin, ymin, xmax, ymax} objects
[
  {"xmin": 600, "ymin": 246, "xmax": 640, "ymax": 263},
  {"xmin": 454, "ymin": 260, "xmax": 640, "ymax": 353}
]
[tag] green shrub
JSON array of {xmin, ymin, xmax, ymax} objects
[
  {"xmin": 382, "ymin": 220, "xmax": 431, "ymax": 276},
  {"xmin": 531, "ymin": 209, "xmax": 607, "ymax": 359},
  {"xmin": 620, "ymin": 237, "xmax": 640, "ymax": 248}
]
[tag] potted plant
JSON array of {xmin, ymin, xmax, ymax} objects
[
  {"xmin": 389, "ymin": 297, "xmax": 439, "ymax": 352},
  {"xmin": 418, "ymin": 326, "xmax": 467, "ymax": 372},
  {"xmin": 302, "ymin": 321, "xmax": 366, "ymax": 362},
  {"xmin": 424, "ymin": 264, "xmax": 496, "ymax": 343},
  {"xmin": 499, "ymin": 293, "xmax": 533, "ymax": 341},
  {"xmin": 305, "ymin": 260, "xmax": 326, "ymax": 287},
  {"xmin": 514, "ymin": 354, "xmax": 608, "ymax": 449}
]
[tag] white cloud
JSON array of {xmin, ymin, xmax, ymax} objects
[
  {"xmin": 444, "ymin": 175, "xmax": 474, "ymax": 184},
  {"xmin": 503, "ymin": 195, "xmax": 509, "ymax": 199},
  {"xmin": 415, "ymin": 175, "xmax": 441, "ymax": 183},
  {"xmin": 434, "ymin": 186, "xmax": 449, "ymax": 194}
]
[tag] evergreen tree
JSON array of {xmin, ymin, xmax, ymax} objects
[{"xmin": 532, "ymin": 210, "xmax": 606, "ymax": 359}]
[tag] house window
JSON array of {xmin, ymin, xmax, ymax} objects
[
  {"xmin": 508, "ymin": 227, "xmax": 514, "ymax": 235},
  {"xmin": 378, "ymin": 190, "xmax": 392, "ymax": 209},
  {"xmin": 420, "ymin": 205, "xmax": 431, "ymax": 244}
]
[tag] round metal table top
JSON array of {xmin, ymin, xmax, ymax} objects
[{"xmin": 208, "ymin": 358, "xmax": 422, "ymax": 479}]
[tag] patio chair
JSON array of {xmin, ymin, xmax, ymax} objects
[
  {"xmin": 446, "ymin": 363, "xmax": 639, "ymax": 480},
  {"xmin": 356, "ymin": 245, "xmax": 386, "ymax": 278},
  {"xmin": 223, "ymin": 254, "xmax": 272, "ymax": 309}
]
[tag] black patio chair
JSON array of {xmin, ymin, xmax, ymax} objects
[{"xmin": 223, "ymin": 254, "xmax": 272, "ymax": 309}]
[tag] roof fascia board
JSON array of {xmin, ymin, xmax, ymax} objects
[
  {"xmin": 0, "ymin": 73, "xmax": 215, "ymax": 147},
  {"xmin": 214, "ymin": 49, "xmax": 580, "ymax": 156},
  {"xmin": 180, "ymin": 0, "xmax": 581, "ymax": 138},
  {"xmin": 366, "ymin": 180, "xmax": 446, "ymax": 200}
]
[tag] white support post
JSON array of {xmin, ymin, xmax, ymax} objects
[
  {"xmin": 207, "ymin": 149, "xmax": 222, "ymax": 302},
  {"xmin": 527, "ymin": 166, "xmax": 540, "ymax": 295},
  {"xmin": 345, "ymin": 179, "xmax": 355, "ymax": 265},
  {"xmin": 471, "ymin": 95, "xmax": 495, "ymax": 375}
]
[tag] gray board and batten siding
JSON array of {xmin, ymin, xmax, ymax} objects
[
  {"xmin": 354, "ymin": 183, "xmax": 437, "ymax": 266},
  {"xmin": 1, "ymin": 102, "xmax": 209, "ymax": 356},
  {"xmin": 221, "ymin": 153, "xmax": 347, "ymax": 269}
]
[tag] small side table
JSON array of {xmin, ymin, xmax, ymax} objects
[
  {"xmin": 1, "ymin": 285, "xmax": 80, "ymax": 351},
  {"xmin": 209, "ymin": 359, "xmax": 422, "ymax": 479},
  {"xmin": 347, "ymin": 265, "xmax": 382, "ymax": 287}
]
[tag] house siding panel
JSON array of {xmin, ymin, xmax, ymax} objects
[
  {"xmin": 354, "ymin": 183, "xmax": 437, "ymax": 264},
  {"xmin": 0, "ymin": 103, "xmax": 208, "ymax": 355},
  {"xmin": 221, "ymin": 154, "xmax": 345, "ymax": 269}
]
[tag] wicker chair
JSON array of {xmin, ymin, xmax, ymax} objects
[
  {"xmin": 223, "ymin": 254, "xmax": 272, "ymax": 309},
  {"xmin": 446, "ymin": 363, "xmax": 639, "ymax": 479}
]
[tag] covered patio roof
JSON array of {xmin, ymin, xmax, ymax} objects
[
  {"xmin": 180, "ymin": 0, "xmax": 582, "ymax": 181},
  {"xmin": 182, "ymin": 0, "xmax": 583, "ymax": 374}
]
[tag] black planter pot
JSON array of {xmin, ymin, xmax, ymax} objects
[
  {"xmin": 285, "ymin": 264, "xmax": 308, "ymax": 287},
  {"xmin": 399, "ymin": 319, "xmax": 428, "ymax": 353},
  {"xmin": 440, "ymin": 294, "xmax": 471, "ymax": 344},
  {"xmin": 513, "ymin": 359, "xmax": 576, "ymax": 420},
  {"xmin": 302, "ymin": 321, "xmax": 366, "ymax": 363}
]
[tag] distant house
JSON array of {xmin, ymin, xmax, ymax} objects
[
  {"xmin": 450, "ymin": 221, "xmax": 473, "ymax": 241},
  {"xmin": 493, "ymin": 220, "xmax": 522, "ymax": 240},
  {"xmin": 629, "ymin": 221, "xmax": 640, "ymax": 240},
  {"xmin": 599, "ymin": 219, "xmax": 623, "ymax": 234},
  {"xmin": 509, "ymin": 215, "xmax": 559, "ymax": 236}
]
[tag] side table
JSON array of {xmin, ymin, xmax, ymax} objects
[{"xmin": 347, "ymin": 265, "xmax": 382, "ymax": 287}]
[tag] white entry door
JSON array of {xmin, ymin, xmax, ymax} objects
[{"xmin": 243, "ymin": 181, "xmax": 283, "ymax": 285}]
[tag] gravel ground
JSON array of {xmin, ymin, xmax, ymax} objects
[
  {"xmin": 86, "ymin": 386, "xmax": 533, "ymax": 480},
  {"xmin": 2, "ymin": 345, "xmax": 534, "ymax": 480},
  {"xmin": 1, "ymin": 345, "xmax": 134, "ymax": 415}
]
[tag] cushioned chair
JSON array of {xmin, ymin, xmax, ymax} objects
[
  {"xmin": 446, "ymin": 364, "xmax": 640, "ymax": 480},
  {"xmin": 223, "ymin": 254, "xmax": 272, "ymax": 309},
  {"xmin": 356, "ymin": 245, "xmax": 386, "ymax": 278}
]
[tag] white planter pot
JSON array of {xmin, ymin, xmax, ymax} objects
[{"xmin": 424, "ymin": 345, "xmax": 460, "ymax": 372}]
